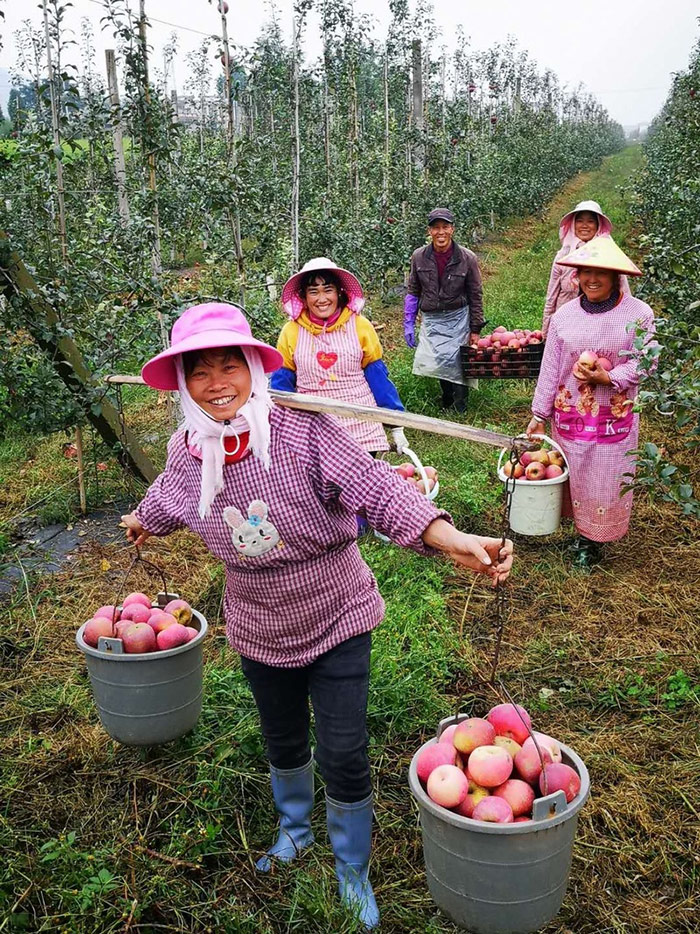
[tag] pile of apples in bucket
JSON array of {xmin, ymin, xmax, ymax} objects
[
  {"xmin": 470, "ymin": 326, "xmax": 543, "ymax": 357},
  {"xmin": 503, "ymin": 445, "xmax": 566, "ymax": 483},
  {"xmin": 81, "ymin": 593, "xmax": 197, "ymax": 653},
  {"xmin": 415, "ymin": 704, "xmax": 581, "ymax": 822},
  {"xmin": 395, "ymin": 462, "xmax": 438, "ymax": 496}
]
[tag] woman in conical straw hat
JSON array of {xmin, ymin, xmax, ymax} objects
[
  {"xmin": 527, "ymin": 237, "xmax": 656, "ymax": 568},
  {"xmin": 541, "ymin": 200, "xmax": 630, "ymax": 338}
]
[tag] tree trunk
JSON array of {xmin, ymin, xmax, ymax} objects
[
  {"xmin": 138, "ymin": 0, "xmax": 162, "ymax": 280},
  {"xmin": 42, "ymin": 0, "xmax": 68, "ymax": 263},
  {"xmin": 412, "ymin": 39, "xmax": 424, "ymax": 172},
  {"xmin": 105, "ymin": 49, "xmax": 130, "ymax": 225}
]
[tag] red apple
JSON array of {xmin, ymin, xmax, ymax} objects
[
  {"xmin": 427, "ymin": 764, "xmax": 469, "ymax": 809},
  {"xmin": 531, "ymin": 330, "xmax": 543, "ymax": 341},
  {"xmin": 507, "ymin": 339, "xmax": 520, "ymax": 350},
  {"xmin": 493, "ymin": 736, "xmax": 521, "ymax": 758},
  {"xmin": 472, "ymin": 796, "xmax": 514, "ymax": 823},
  {"xmin": 597, "ymin": 356, "xmax": 613, "ymax": 371},
  {"xmin": 184, "ymin": 626, "xmax": 199, "ymax": 642},
  {"xmin": 477, "ymin": 336, "xmax": 491, "ymax": 349},
  {"xmin": 519, "ymin": 451, "xmax": 533, "ymax": 467},
  {"xmin": 94, "ymin": 605, "xmax": 120, "ymax": 622},
  {"xmin": 467, "ymin": 745, "xmax": 513, "ymax": 788},
  {"xmin": 528, "ymin": 337, "xmax": 542, "ymax": 345},
  {"xmin": 163, "ymin": 599, "xmax": 193, "ymax": 625},
  {"xmin": 544, "ymin": 464, "xmax": 564, "ymax": 479},
  {"xmin": 515, "ymin": 741, "xmax": 553, "ymax": 784},
  {"xmin": 578, "ymin": 350, "xmax": 598, "ymax": 369},
  {"xmin": 525, "ymin": 462, "xmax": 546, "ymax": 481},
  {"xmin": 453, "ymin": 718, "xmax": 496, "ymax": 755},
  {"xmin": 157, "ymin": 623, "xmax": 191, "ymax": 651},
  {"xmin": 514, "ymin": 816, "xmax": 531, "ymax": 822},
  {"xmin": 439, "ymin": 723, "xmax": 459, "ymax": 746},
  {"xmin": 416, "ymin": 742, "xmax": 457, "ymax": 784},
  {"xmin": 83, "ymin": 616, "xmax": 116, "ymax": 646},
  {"xmin": 122, "ymin": 592, "xmax": 151, "ymax": 609},
  {"xmin": 493, "ymin": 778, "xmax": 535, "ymax": 817},
  {"xmin": 503, "ymin": 461, "xmax": 524, "ymax": 479},
  {"xmin": 487, "ymin": 703, "xmax": 532, "ymax": 745},
  {"xmin": 147, "ymin": 611, "xmax": 178, "ymax": 634},
  {"xmin": 120, "ymin": 603, "xmax": 151, "ymax": 623},
  {"xmin": 121, "ymin": 622, "xmax": 156, "ymax": 654},
  {"xmin": 455, "ymin": 779, "xmax": 490, "ymax": 817},
  {"xmin": 494, "ymin": 326, "xmax": 507, "ymax": 334},
  {"xmin": 114, "ymin": 620, "xmax": 136, "ymax": 638},
  {"xmin": 539, "ymin": 763, "xmax": 581, "ymax": 802}
]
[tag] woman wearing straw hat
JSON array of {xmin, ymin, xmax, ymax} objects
[
  {"xmin": 542, "ymin": 200, "xmax": 629, "ymax": 339},
  {"xmin": 527, "ymin": 237, "xmax": 655, "ymax": 568},
  {"xmin": 271, "ymin": 258, "xmax": 409, "ymax": 456}
]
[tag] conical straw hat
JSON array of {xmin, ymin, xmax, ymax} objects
[{"xmin": 556, "ymin": 236, "xmax": 642, "ymax": 276}]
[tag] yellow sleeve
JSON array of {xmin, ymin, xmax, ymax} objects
[
  {"xmin": 277, "ymin": 321, "xmax": 299, "ymax": 371},
  {"xmin": 355, "ymin": 316, "xmax": 383, "ymax": 368}
]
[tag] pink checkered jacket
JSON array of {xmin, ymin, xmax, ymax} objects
[{"xmin": 135, "ymin": 407, "xmax": 449, "ymax": 666}]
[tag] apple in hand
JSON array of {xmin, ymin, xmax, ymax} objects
[
  {"xmin": 453, "ymin": 717, "xmax": 496, "ymax": 755},
  {"xmin": 416, "ymin": 742, "xmax": 457, "ymax": 784},
  {"xmin": 487, "ymin": 703, "xmax": 532, "ymax": 745},
  {"xmin": 578, "ymin": 350, "xmax": 598, "ymax": 369},
  {"xmin": 467, "ymin": 745, "xmax": 513, "ymax": 788},
  {"xmin": 597, "ymin": 356, "xmax": 613, "ymax": 371},
  {"xmin": 472, "ymin": 796, "xmax": 514, "ymax": 823},
  {"xmin": 427, "ymin": 764, "xmax": 469, "ymax": 809}
]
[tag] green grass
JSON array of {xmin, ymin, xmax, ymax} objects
[{"xmin": 2, "ymin": 147, "xmax": 699, "ymax": 933}]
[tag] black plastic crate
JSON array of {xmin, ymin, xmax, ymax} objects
[{"xmin": 460, "ymin": 341, "xmax": 545, "ymax": 380}]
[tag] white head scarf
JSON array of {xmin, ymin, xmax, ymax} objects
[{"xmin": 175, "ymin": 347, "xmax": 272, "ymax": 518}]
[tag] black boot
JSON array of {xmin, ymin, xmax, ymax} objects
[
  {"xmin": 453, "ymin": 383, "xmax": 469, "ymax": 413},
  {"xmin": 439, "ymin": 379, "xmax": 454, "ymax": 409},
  {"xmin": 571, "ymin": 536, "xmax": 602, "ymax": 570}
]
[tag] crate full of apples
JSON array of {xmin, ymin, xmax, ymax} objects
[
  {"xmin": 414, "ymin": 704, "xmax": 583, "ymax": 823},
  {"xmin": 80, "ymin": 592, "xmax": 200, "ymax": 654},
  {"xmin": 461, "ymin": 326, "xmax": 544, "ymax": 380}
]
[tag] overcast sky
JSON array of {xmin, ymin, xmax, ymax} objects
[{"xmin": 2, "ymin": 0, "xmax": 698, "ymax": 127}]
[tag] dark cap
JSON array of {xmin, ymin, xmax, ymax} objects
[{"xmin": 428, "ymin": 207, "xmax": 455, "ymax": 225}]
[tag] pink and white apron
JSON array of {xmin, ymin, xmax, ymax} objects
[{"xmin": 295, "ymin": 319, "xmax": 389, "ymax": 452}]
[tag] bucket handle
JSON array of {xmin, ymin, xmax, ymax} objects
[
  {"xmin": 402, "ymin": 445, "xmax": 432, "ymax": 495},
  {"xmin": 531, "ymin": 789, "xmax": 568, "ymax": 821},
  {"xmin": 497, "ymin": 432, "xmax": 570, "ymax": 475}
]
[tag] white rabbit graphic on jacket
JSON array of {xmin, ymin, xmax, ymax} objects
[{"xmin": 223, "ymin": 500, "xmax": 282, "ymax": 558}]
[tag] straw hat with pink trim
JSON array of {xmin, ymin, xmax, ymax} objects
[
  {"xmin": 281, "ymin": 257, "xmax": 365, "ymax": 320},
  {"xmin": 141, "ymin": 302, "xmax": 284, "ymax": 390},
  {"xmin": 556, "ymin": 237, "xmax": 642, "ymax": 276}
]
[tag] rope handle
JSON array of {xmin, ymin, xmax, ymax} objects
[{"xmin": 106, "ymin": 547, "xmax": 171, "ymax": 634}]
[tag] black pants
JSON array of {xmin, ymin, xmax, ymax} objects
[
  {"xmin": 240, "ymin": 632, "xmax": 372, "ymax": 802},
  {"xmin": 439, "ymin": 379, "xmax": 467, "ymax": 408}
]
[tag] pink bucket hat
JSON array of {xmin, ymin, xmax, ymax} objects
[
  {"xmin": 281, "ymin": 257, "xmax": 365, "ymax": 320},
  {"xmin": 141, "ymin": 302, "xmax": 283, "ymax": 390}
]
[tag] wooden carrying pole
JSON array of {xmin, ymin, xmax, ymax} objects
[{"xmin": 104, "ymin": 377, "xmax": 515, "ymax": 450}]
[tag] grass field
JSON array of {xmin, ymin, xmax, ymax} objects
[{"xmin": 1, "ymin": 145, "xmax": 699, "ymax": 933}]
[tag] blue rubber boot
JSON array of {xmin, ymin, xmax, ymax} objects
[
  {"xmin": 326, "ymin": 793, "xmax": 380, "ymax": 930},
  {"xmin": 255, "ymin": 757, "xmax": 315, "ymax": 872}
]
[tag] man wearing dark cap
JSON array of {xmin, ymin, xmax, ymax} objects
[{"xmin": 403, "ymin": 208, "xmax": 484, "ymax": 411}]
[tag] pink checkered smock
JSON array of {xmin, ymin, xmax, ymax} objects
[
  {"xmin": 294, "ymin": 319, "xmax": 390, "ymax": 452},
  {"xmin": 532, "ymin": 293, "xmax": 655, "ymax": 542},
  {"xmin": 135, "ymin": 407, "xmax": 449, "ymax": 666}
]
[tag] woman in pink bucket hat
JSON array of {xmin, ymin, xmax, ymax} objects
[
  {"xmin": 271, "ymin": 257, "xmax": 409, "ymax": 456},
  {"xmin": 542, "ymin": 200, "xmax": 630, "ymax": 338},
  {"xmin": 121, "ymin": 301, "xmax": 513, "ymax": 930}
]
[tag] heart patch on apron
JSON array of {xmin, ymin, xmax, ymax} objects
[{"xmin": 316, "ymin": 351, "xmax": 338, "ymax": 370}]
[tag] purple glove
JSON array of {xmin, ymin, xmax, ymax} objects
[{"xmin": 404, "ymin": 294, "xmax": 419, "ymax": 348}]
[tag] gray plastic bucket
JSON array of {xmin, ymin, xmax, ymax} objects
[
  {"xmin": 409, "ymin": 719, "xmax": 590, "ymax": 934},
  {"xmin": 76, "ymin": 598, "xmax": 208, "ymax": 746}
]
